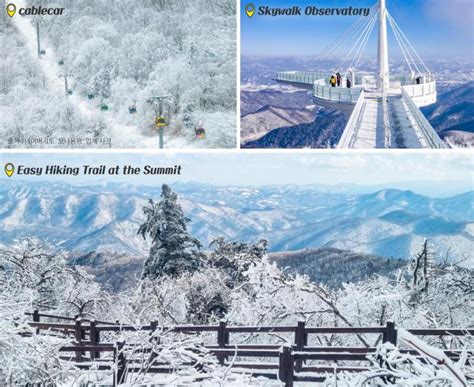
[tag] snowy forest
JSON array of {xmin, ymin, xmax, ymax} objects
[
  {"xmin": 0, "ymin": 184, "xmax": 472, "ymax": 385},
  {"xmin": 0, "ymin": 0, "xmax": 236, "ymax": 148}
]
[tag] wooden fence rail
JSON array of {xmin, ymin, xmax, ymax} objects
[{"xmin": 25, "ymin": 310, "xmax": 473, "ymax": 387}]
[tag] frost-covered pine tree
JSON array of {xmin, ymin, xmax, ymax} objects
[
  {"xmin": 207, "ymin": 237, "xmax": 268, "ymax": 288},
  {"xmin": 138, "ymin": 184, "xmax": 203, "ymax": 279}
]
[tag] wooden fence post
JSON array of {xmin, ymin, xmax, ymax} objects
[
  {"xmin": 74, "ymin": 318, "xmax": 82, "ymax": 362},
  {"xmin": 381, "ymin": 321, "xmax": 397, "ymax": 384},
  {"xmin": 149, "ymin": 320, "xmax": 158, "ymax": 362},
  {"xmin": 116, "ymin": 341, "xmax": 127, "ymax": 384},
  {"xmin": 383, "ymin": 321, "xmax": 397, "ymax": 345},
  {"xmin": 90, "ymin": 320, "xmax": 99, "ymax": 360},
  {"xmin": 32, "ymin": 309, "xmax": 40, "ymax": 335},
  {"xmin": 294, "ymin": 320, "xmax": 306, "ymax": 372},
  {"xmin": 279, "ymin": 345, "xmax": 294, "ymax": 387},
  {"xmin": 217, "ymin": 320, "xmax": 228, "ymax": 365}
]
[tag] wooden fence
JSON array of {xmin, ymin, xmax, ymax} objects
[{"xmin": 25, "ymin": 310, "xmax": 473, "ymax": 387}]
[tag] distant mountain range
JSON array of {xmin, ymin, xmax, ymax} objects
[
  {"xmin": 241, "ymin": 57, "xmax": 473, "ymax": 148},
  {"xmin": 242, "ymin": 108, "xmax": 347, "ymax": 148},
  {"xmin": 1, "ymin": 181, "xmax": 472, "ymax": 267},
  {"xmin": 422, "ymin": 81, "xmax": 474, "ymax": 147}
]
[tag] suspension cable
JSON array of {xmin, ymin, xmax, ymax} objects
[
  {"xmin": 337, "ymin": 8, "xmax": 379, "ymax": 74},
  {"xmin": 387, "ymin": 11, "xmax": 431, "ymax": 74},
  {"xmin": 318, "ymin": 17, "xmax": 367, "ymax": 59},
  {"xmin": 347, "ymin": 9, "xmax": 379, "ymax": 77},
  {"xmin": 389, "ymin": 12, "xmax": 431, "ymax": 74},
  {"xmin": 319, "ymin": 3, "xmax": 378, "ymax": 58},
  {"xmin": 317, "ymin": 3, "xmax": 378, "ymax": 60},
  {"xmin": 386, "ymin": 12, "xmax": 421, "ymax": 74},
  {"xmin": 387, "ymin": 12, "xmax": 415, "ymax": 74}
]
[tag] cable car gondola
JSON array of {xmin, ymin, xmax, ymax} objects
[
  {"xmin": 155, "ymin": 116, "xmax": 166, "ymax": 127},
  {"xmin": 67, "ymin": 89, "xmax": 73, "ymax": 95},
  {"xmin": 101, "ymin": 103, "xmax": 109, "ymax": 111},
  {"xmin": 87, "ymin": 93, "xmax": 95, "ymax": 100},
  {"xmin": 195, "ymin": 120, "xmax": 205, "ymax": 139},
  {"xmin": 58, "ymin": 59, "xmax": 64, "ymax": 65},
  {"xmin": 129, "ymin": 101, "xmax": 137, "ymax": 114},
  {"xmin": 195, "ymin": 127, "xmax": 206, "ymax": 139}
]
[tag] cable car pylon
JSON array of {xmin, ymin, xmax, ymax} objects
[{"xmin": 147, "ymin": 95, "xmax": 172, "ymax": 149}]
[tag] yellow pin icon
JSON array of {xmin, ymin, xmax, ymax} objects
[
  {"xmin": 245, "ymin": 3, "xmax": 255, "ymax": 18},
  {"xmin": 6, "ymin": 3, "xmax": 16, "ymax": 18},
  {"xmin": 5, "ymin": 163, "xmax": 15, "ymax": 177}
]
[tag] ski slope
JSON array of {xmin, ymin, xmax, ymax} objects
[{"xmin": 10, "ymin": 1, "xmax": 234, "ymax": 149}]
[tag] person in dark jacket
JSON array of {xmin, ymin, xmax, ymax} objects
[
  {"xmin": 336, "ymin": 72, "xmax": 341, "ymax": 86},
  {"xmin": 346, "ymin": 78, "xmax": 352, "ymax": 88}
]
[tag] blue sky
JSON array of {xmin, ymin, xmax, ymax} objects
[
  {"xmin": 241, "ymin": 0, "xmax": 474, "ymax": 58},
  {"xmin": 1, "ymin": 152, "xmax": 472, "ymax": 196}
]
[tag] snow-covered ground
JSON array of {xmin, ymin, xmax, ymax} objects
[{"xmin": 6, "ymin": 0, "xmax": 236, "ymax": 149}]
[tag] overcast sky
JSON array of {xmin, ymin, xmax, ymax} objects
[
  {"xmin": 241, "ymin": 0, "xmax": 474, "ymax": 58},
  {"xmin": 1, "ymin": 152, "xmax": 472, "ymax": 196}
]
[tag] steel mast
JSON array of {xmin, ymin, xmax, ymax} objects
[{"xmin": 377, "ymin": 0, "xmax": 390, "ymax": 92}]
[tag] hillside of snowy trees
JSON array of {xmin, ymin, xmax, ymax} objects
[
  {"xmin": 0, "ymin": 0, "xmax": 236, "ymax": 148},
  {"xmin": 0, "ymin": 185, "xmax": 472, "ymax": 385}
]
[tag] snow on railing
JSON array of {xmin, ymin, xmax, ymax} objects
[
  {"xmin": 401, "ymin": 88, "xmax": 447, "ymax": 149},
  {"xmin": 337, "ymin": 91, "xmax": 366, "ymax": 148},
  {"xmin": 398, "ymin": 329, "xmax": 469, "ymax": 386}
]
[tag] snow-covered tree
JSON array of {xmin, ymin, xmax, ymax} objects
[
  {"xmin": 0, "ymin": 238, "xmax": 107, "ymax": 384},
  {"xmin": 0, "ymin": 238, "xmax": 106, "ymax": 316},
  {"xmin": 207, "ymin": 237, "xmax": 268, "ymax": 288},
  {"xmin": 138, "ymin": 184, "xmax": 203, "ymax": 279},
  {"xmin": 1, "ymin": 0, "xmax": 236, "ymax": 148},
  {"xmin": 404, "ymin": 239, "xmax": 436, "ymax": 299}
]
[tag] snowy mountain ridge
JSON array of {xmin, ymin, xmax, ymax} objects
[{"xmin": 0, "ymin": 181, "xmax": 472, "ymax": 264}]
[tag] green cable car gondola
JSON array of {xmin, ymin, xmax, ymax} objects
[
  {"xmin": 58, "ymin": 59, "xmax": 64, "ymax": 65},
  {"xmin": 87, "ymin": 93, "xmax": 94, "ymax": 100},
  {"xmin": 67, "ymin": 89, "xmax": 73, "ymax": 95},
  {"xmin": 101, "ymin": 103, "xmax": 109, "ymax": 111}
]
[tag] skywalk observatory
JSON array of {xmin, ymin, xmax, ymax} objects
[{"xmin": 277, "ymin": 0, "xmax": 446, "ymax": 149}]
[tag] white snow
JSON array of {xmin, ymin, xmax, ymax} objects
[{"xmin": 6, "ymin": 0, "xmax": 236, "ymax": 149}]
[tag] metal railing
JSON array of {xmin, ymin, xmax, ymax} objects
[
  {"xmin": 402, "ymin": 80, "xmax": 436, "ymax": 98},
  {"xmin": 401, "ymin": 88, "xmax": 447, "ymax": 149},
  {"xmin": 276, "ymin": 72, "xmax": 362, "ymax": 103},
  {"xmin": 276, "ymin": 71, "xmax": 327, "ymax": 85},
  {"xmin": 313, "ymin": 80, "xmax": 362, "ymax": 103},
  {"xmin": 382, "ymin": 90, "xmax": 392, "ymax": 148},
  {"xmin": 337, "ymin": 91, "xmax": 366, "ymax": 148},
  {"xmin": 391, "ymin": 73, "xmax": 436, "ymax": 86}
]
